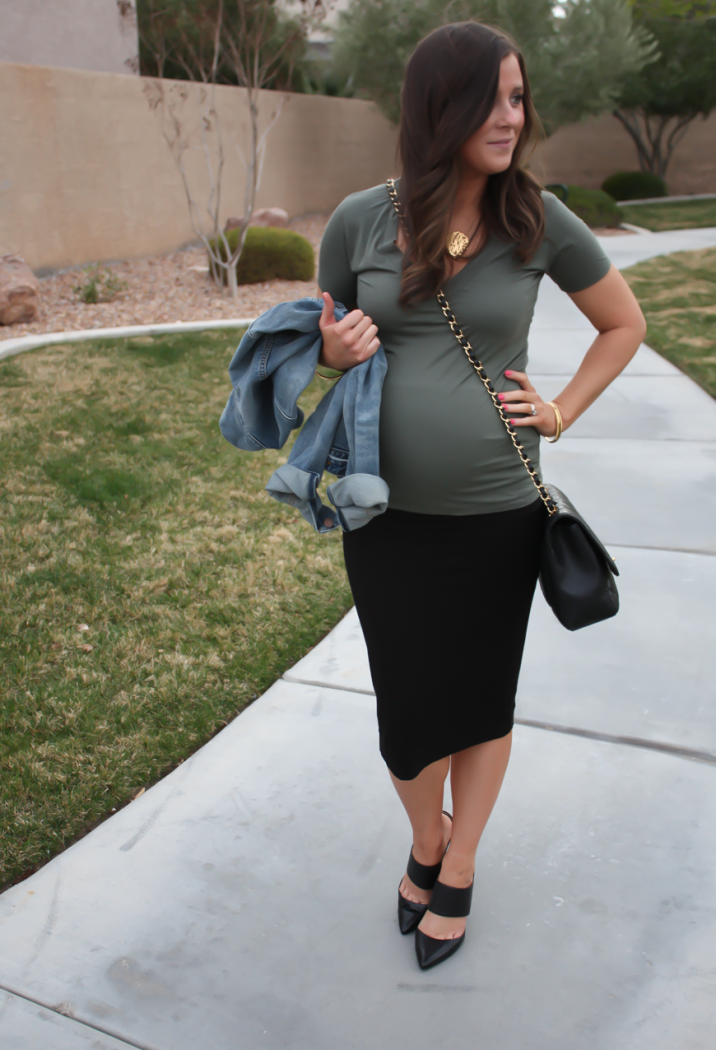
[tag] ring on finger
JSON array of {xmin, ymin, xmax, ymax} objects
[{"xmin": 530, "ymin": 404, "xmax": 537, "ymax": 416}]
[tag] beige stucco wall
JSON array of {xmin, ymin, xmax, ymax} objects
[
  {"xmin": 0, "ymin": 62, "xmax": 399, "ymax": 272},
  {"xmin": 0, "ymin": 0, "xmax": 138, "ymax": 76},
  {"xmin": 2, "ymin": 60, "xmax": 714, "ymax": 273},
  {"xmin": 531, "ymin": 111, "xmax": 716, "ymax": 196}
]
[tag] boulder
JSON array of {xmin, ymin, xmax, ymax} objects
[
  {"xmin": 224, "ymin": 207, "xmax": 289, "ymax": 232},
  {"xmin": 0, "ymin": 254, "xmax": 40, "ymax": 325}
]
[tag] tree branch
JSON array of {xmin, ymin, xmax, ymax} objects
[
  {"xmin": 142, "ymin": 0, "xmax": 321, "ymax": 297},
  {"xmin": 613, "ymin": 108, "xmax": 653, "ymax": 172}
]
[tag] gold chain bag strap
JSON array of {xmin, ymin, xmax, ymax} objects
[
  {"xmin": 386, "ymin": 178, "xmax": 555, "ymax": 515},
  {"xmin": 385, "ymin": 178, "xmax": 620, "ymax": 630}
]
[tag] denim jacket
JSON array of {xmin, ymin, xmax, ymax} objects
[{"xmin": 219, "ymin": 297, "xmax": 389, "ymax": 532}]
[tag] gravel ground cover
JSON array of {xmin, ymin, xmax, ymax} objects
[
  {"xmin": 1, "ymin": 213, "xmax": 330, "ymax": 343},
  {"xmin": 0, "ymin": 328, "xmax": 352, "ymax": 889},
  {"xmin": 622, "ymin": 245, "xmax": 716, "ymax": 399}
]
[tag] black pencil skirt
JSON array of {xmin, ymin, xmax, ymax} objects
[{"xmin": 342, "ymin": 497, "xmax": 546, "ymax": 781}]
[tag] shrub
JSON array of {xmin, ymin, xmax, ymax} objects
[
  {"xmin": 601, "ymin": 171, "xmax": 668, "ymax": 202},
  {"xmin": 74, "ymin": 265, "xmax": 127, "ymax": 304},
  {"xmin": 208, "ymin": 226, "xmax": 315, "ymax": 285},
  {"xmin": 563, "ymin": 185, "xmax": 623, "ymax": 229},
  {"xmin": 544, "ymin": 183, "xmax": 569, "ymax": 203}
]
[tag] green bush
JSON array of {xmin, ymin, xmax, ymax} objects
[
  {"xmin": 208, "ymin": 226, "xmax": 315, "ymax": 285},
  {"xmin": 601, "ymin": 171, "xmax": 668, "ymax": 202},
  {"xmin": 563, "ymin": 185, "xmax": 624, "ymax": 229},
  {"xmin": 73, "ymin": 265, "xmax": 127, "ymax": 304},
  {"xmin": 544, "ymin": 183, "xmax": 569, "ymax": 203}
]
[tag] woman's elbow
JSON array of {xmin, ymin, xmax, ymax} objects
[
  {"xmin": 630, "ymin": 300, "xmax": 647, "ymax": 344},
  {"xmin": 620, "ymin": 300, "xmax": 647, "ymax": 347}
]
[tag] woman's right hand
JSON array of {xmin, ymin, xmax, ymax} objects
[{"xmin": 318, "ymin": 291, "xmax": 380, "ymax": 371}]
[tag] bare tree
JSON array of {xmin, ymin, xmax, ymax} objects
[{"xmin": 139, "ymin": 0, "xmax": 328, "ymax": 296}]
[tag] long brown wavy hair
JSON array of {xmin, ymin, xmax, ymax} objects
[{"xmin": 397, "ymin": 22, "xmax": 545, "ymax": 307}]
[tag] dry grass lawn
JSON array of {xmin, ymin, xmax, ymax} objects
[
  {"xmin": 622, "ymin": 246, "xmax": 716, "ymax": 399},
  {"xmin": 619, "ymin": 198, "xmax": 716, "ymax": 232},
  {"xmin": 0, "ymin": 329, "xmax": 352, "ymax": 890}
]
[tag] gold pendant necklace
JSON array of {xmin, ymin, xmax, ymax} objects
[{"xmin": 447, "ymin": 231, "xmax": 470, "ymax": 258}]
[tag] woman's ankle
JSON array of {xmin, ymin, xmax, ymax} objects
[
  {"xmin": 438, "ymin": 851, "xmax": 475, "ymax": 888},
  {"xmin": 412, "ymin": 812, "xmax": 451, "ymax": 866},
  {"xmin": 411, "ymin": 834, "xmax": 444, "ymax": 867}
]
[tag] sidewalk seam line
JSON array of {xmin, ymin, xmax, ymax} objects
[
  {"xmin": 607, "ymin": 542, "xmax": 716, "ymax": 557},
  {"xmin": 282, "ymin": 673, "xmax": 375, "ymax": 696},
  {"xmin": 0, "ymin": 982, "xmax": 159, "ymax": 1050},
  {"xmin": 281, "ymin": 676, "xmax": 716, "ymax": 764},
  {"xmin": 513, "ymin": 719, "xmax": 716, "ymax": 765}
]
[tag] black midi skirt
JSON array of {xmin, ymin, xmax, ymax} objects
[{"xmin": 342, "ymin": 498, "xmax": 546, "ymax": 781}]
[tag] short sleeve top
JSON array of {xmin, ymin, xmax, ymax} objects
[{"xmin": 317, "ymin": 184, "xmax": 611, "ymax": 515}]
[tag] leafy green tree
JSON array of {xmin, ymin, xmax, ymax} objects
[
  {"xmin": 630, "ymin": 0, "xmax": 716, "ymax": 17},
  {"xmin": 613, "ymin": 1, "xmax": 716, "ymax": 178},
  {"xmin": 533, "ymin": 0, "xmax": 656, "ymax": 128},
  {"xmin": 136, "ymin": 0, "xmax": 312, "ymax": 89},
  {"xmin": 332, "ymin": 0, "xmax": 654, "ymax": 130}
]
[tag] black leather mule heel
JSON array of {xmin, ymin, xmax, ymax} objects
[
  {"xmin": 414, "ymin": 878, "xmax": 474, "ymax": 970},
  {"xmin": 398, "ymin": 811, "xmax": 452, "ymax": 935}
]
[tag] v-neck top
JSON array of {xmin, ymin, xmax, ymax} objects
[{"xmin": 317, "ymin": 184, "xmax": 611, "ymax": 515}]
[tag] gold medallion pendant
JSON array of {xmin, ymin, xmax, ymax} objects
[{"xmin": 447, "ymin": 231, "xmax": 470, "ymax": 258}]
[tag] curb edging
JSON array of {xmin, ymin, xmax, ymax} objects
[
  {"xmin": 0, "ymin": 318, "xmax": 256, "ymax": 362},
  {"xmin": 617, "ymin": 192, "xmax": 716, "ymax": 206}
]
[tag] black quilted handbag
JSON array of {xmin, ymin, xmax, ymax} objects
[
  {"xmin": 538, "ymin": 485, "xmax": 619, "ymax": 630},
  {"xmin": 385, "ymin": 179, "xmax": 620, "ymax": 632}
]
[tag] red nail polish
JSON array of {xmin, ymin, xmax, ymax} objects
[
  {"xmin": 498, "ymin": 393, "xmax": 505, "ymax": 400},
  {"xmin": 505, "ymin": 370, "xmax": 512, "ymax": 376}
]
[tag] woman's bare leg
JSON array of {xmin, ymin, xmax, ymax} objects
[
  {"xmin": 418, "ymin": 732, "xmax": 512, "ymax": 938},
  {"xmin": 391, "ymin": 756, "xmax": 451, "ymax": 905}
]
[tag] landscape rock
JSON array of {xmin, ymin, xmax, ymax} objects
[
  {"xmin": 224, "ymin": 208, "xmax": 289, "ymax": 232},
  {"xmin": 0, "ymin": 254, "xmax": 40, "ymax": 325}
]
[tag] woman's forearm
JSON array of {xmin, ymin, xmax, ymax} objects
[
  {"xmin": 554, "ymin": 266, "xmax": 647, "ymax": 431},
  {"xmin": 553, "ymin": 323, "xmax": 643, "ymax": 430},
  {"xmin": 499, "ymin": 267, "xmax": 646, "ymax": 439}
]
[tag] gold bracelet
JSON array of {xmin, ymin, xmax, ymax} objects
[
  {"xmin": 315, "ymin": 369, "xmax": 346, "ymax": 381},
  {"xmin": 544, "ymin": 401, "xmax": 563, "ymax": 443}
]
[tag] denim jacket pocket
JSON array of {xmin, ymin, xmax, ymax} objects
[{"xmin": 325, "ymin": 445, "xmax": 349, "ymax": 478}]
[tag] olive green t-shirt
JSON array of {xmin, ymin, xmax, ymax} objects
[{"xmin": 317, "ymin": 184, "xmax": 611, "ymax": 515}]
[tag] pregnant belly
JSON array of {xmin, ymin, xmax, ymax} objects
[{"xmin": 379, "ymin": 375, "xmax": 539, "ymax": 515}]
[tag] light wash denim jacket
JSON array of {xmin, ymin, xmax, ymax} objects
[{"xmin": 219, "ymin": 297, "xmax": 389, "ymax": 532}]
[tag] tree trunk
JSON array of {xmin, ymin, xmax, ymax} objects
[
  {"xmin": 613, "ymin": 108, "xmax": 697, "ymax": 180},
  {"xmin": 224, "ymin": 89, "xmax": 284, "ymax": 299},
  {"xmin": 226, "ymin": 260, "xmax": 238, "ymax": 298}
]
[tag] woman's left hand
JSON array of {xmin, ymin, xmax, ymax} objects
[{"xmin": 498, "ymin": 369, "xmax": 561, "ymax": 438}]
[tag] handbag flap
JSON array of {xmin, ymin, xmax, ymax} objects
[{"xmin": 545, "ymin": 485, "xmax": 619, "ymax": 576}]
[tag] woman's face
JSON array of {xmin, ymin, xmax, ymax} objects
[{"xmin": 459, "ymin": 53, "xmax": 525, "ymax": 178}]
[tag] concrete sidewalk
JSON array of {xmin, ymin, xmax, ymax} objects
[{"xmin": 2, "ymin": 229, "xmax": 715, "ymax": 1049}]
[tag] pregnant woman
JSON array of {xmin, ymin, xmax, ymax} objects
[{"xmin": 316, "ymin": 22, "xmax": 646, "ymax": 970}]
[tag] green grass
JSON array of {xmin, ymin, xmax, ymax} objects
[
  {"xmin": 622, "ymin": 246, "xmax": 716, "ymax": 399},
  {"xmin": 0, "ymin": 329, "xmax": 352, "ymax": 890},
  {"xmin": 619, "ymin": 198, "xmax": 716, "ymax": 232}
]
